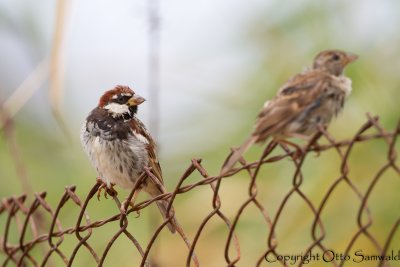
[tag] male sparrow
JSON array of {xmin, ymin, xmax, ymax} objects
[
  {"xmin": 221, "ymin": 50, "xmax": 358, "ymax": 174},
  {"xmin": 80, "ymin": 85, "xmax": 177, "ymax": 233}
]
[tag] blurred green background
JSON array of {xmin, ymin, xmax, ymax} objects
[{"xmin": 0, "ymin": 0, "xmax": 399, "ymax": 266}]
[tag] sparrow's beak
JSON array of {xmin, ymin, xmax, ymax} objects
[
  {"xmin": 127, "ymin": 94, "xmax": 146, "ymax": 106},
  {"xmin": 344, "ymin": 53, "xmax": 359, "ymax": 65}
]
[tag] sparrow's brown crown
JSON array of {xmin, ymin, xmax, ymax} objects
[
  {"xmin": 313, "ymin": 50, "xmax": 358, "ymax": 76},
  {"xmin": 98, "ymin": 85, "xmax": 134, "ymax": 107}
]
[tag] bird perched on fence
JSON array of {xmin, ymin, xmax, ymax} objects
[
  {"xmin": 80, "ymin": 85, "xmax": 177, "ymax": 233},
  {"xmin": 221, "ymin": 49, "xmax": 358, "ymax": 175}
]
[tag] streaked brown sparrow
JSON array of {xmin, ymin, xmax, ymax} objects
[
  {"xmin": 80, "ymin": 85, "xmax": 177, "ymax": 233},
  {"xmin": 221, "ymin": 50, "xmax": 358, "ymax": 174}
]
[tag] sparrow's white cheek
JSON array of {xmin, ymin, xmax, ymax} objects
[{"xmin": 104, "ymin": 103, "xmax": 130, "ymax": 116}]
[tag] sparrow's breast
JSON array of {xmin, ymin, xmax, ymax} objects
[
  {"xmin": 334, "ymin": 76, "xmax": 353, "ymax": 96},
  {"xmin": 80, "ymin": 121, "xmax": 149, "ymax": 189}
]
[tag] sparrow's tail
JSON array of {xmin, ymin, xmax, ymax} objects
[
  {"xmin": 154, "ymin": 195, "xmax": 200, "ymax": 265},
  {"xmin": 147, "ymin": 182, "xmax": 200, "ymax": 265},
  {"xmin": 155, "ymin": 199, "xmax": 178, "ymax": 233},
  {"xmin": 220, "ymin": 135, "xmax": 257, "ymax": 175}
]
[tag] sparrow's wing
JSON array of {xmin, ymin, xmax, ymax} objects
[
  {"xmin": 129, "ymin": 120, "xmax": 177, "ymax": 234},
  {"xmin": 253, "ymin": 70, "xmax": 333, "ymax": 141},
  {"xmin": 129, "ymin": 119, "xmax": 164, "ymax": 186},
  {"xmin": 146, "ymin": 139, "xmax": 164, "ymax": 185}
]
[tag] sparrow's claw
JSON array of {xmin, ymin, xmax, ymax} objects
[
  {"xmin": 96, "ymin": 178, "xmax": 104, "ymax": 201},
  {"xmin": 277, "ymin": 139, "xmax": 305, "ymax": 160},
  {"xmin": 120, "ymin": 200, "xmax": 129, "ymax": 213},
  {"xmin": 107, "ymin": 184, "xmax": 118, "ymax": 197},
  {"xmin": 97, "ymin": 188, "xmax": 102, "ymax": 201},
  {"xmin": 311, "ymin": 141, "xmax": 322, "ymax": 157},
  {"xmin": 312, "ymin": 147, "xmax": 321, "ymax": 157},
  {"xmin": 96, "ymin": 178, "xmax": 117, "ymax": 200},
  {"xmin": 292, "ymin": 146, "xmax": 306, "ymax": 160},
  {"xmin": 120, "ymin": 200, "xmax": 141, "ymax": 217},
  {"xmin": 120, "ymin": 189, "xmax": 140, "ymax": 215}
]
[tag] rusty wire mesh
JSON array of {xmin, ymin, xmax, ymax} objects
[{"xmin": 1, "ymin": 114, "xmax": 399, "ymax": 267}]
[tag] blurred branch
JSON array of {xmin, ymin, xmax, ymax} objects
[
  {"xmin": 1, "ymin": 59, "xmax": 49, "ymax": 123},
  {"xmin": 0, "ymin": 108, "xmax": 33, "ymax": 195},
  {"xmin": 148, "ymin": 0, "xmax": 161, "ymax": 142},
  {"xmin": 1, "ymin": 0, "xmax": 71, "ymax": 137},
  {"xmin": 147, "ymin": 1, "xmax": 161, "ymax": 266},
  {"xmin": 49, "ymin": 0, "xmax": 71, "ymax": 141},
  {"xmin": 0, "ymin": 106, "xmax": 48, "ymax": 248}
]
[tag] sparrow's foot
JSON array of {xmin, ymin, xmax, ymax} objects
[
  {"xmin": 120, "ymin": 200, "xmax": 141, "ymax": 217},
  {"xmin": 96, "ymin": 178, "xmax": 117, "ymax": 200},
  {"xmin": 277, "ymin": 139, "xmax": 305, "ymax": 160},
  {"xmin": 310, "ymin": 142, "xmax": 322, "ymax": 157},
  {"xmin": 292, "ymin": 146, "xmax": 306, "ymax": 160},
  {"xmin": 120, "ymin": 189, "xmax": 140, "ymax": 216}
]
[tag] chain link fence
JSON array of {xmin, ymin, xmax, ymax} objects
[{"xmin": 1, "ymin": 114, "xmax": 399, "ymax": 267}]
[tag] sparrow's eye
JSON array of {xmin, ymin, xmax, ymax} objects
[
  {"xmin": 332, "ymin": 54, "xmax": 340, "ymax": 61},
  {"xmin": 114, "ymin": 94, "xmax": 131, "ymax": 104}
]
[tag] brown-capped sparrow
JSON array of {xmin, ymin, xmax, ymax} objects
[
  {"xmin": 221, "ymin": 50, "xmax": 358, "ymax": 174},
  {"xmin": 80, "ymin": 85, "xmax": 177, "ymax": 233}
]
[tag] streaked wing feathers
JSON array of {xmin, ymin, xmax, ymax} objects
[
  {"xmin": 253, "ymin": 70, "xmax": 332, "ymax": 141},
  {"xmin": 129, "ymin": 120, "xmax": 164, "ymax": 185}
]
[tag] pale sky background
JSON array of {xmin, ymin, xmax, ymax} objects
[
  {"xmin": 0, "ymin": 0, "xmax": 399, "ymax": 157},
  {"xmin": 1, "ymin": 0, "xmax": 260, "ymax": 151}
]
